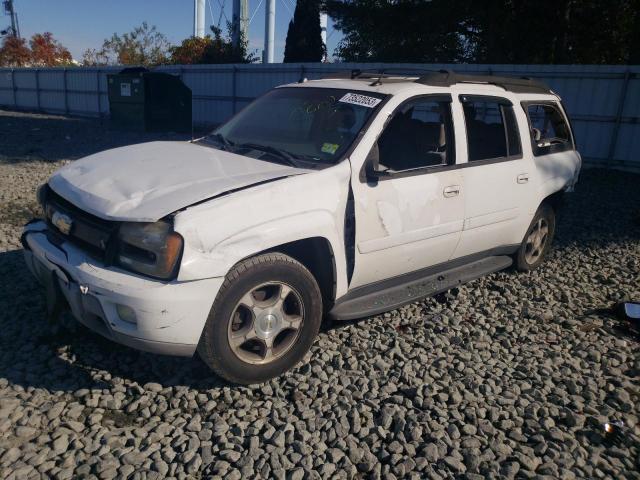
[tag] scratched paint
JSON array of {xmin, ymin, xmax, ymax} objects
[{"xmin": 376, "ymin": 201, "xmax": 403, "ymax": 235}]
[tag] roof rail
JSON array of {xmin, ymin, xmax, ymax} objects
[
  {"xmin": 320, "ymin": 68, "xmax": 552, "ymax": 94},
  {"xmin": 415, "ymin": 69, "xmax": 551, "ymax": 94},
  {"xmin": 321, "ymin": 69, "xmax": 423, "ymax": 85}
]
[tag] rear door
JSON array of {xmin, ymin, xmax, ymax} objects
[{"xmin": 452, "ymin": 94, "xmax": 534, "ymax": 259}]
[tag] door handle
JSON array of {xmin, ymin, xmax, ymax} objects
[
  {"xmin": 443, "ymin": 185, "xmax": 461, "ymax": 197},
  {"xmin": 517, "ymin": 173, "xmax": 529, "ymax": 184}
]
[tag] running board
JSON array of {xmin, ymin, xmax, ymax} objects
[{"xmin": 329, "ymin": 255, "xmax": 513, "ymax": 321}]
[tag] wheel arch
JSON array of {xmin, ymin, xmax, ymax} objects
[
  {"xmin": 540, "ymin": 189, "xmax": 565, "ymax": 214},
  {"xmin": 257, "ymin": 237, "xmax": 337, "ymax": 313}
]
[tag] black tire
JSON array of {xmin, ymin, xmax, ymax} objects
[
  {"xmin": 197, "ymin": 253, "xmax": 322, "ymax": 384},
  {"xmin": 515, "ymin": 203, "xmax": 556, "ymax": 271}
]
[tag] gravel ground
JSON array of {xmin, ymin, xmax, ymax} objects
[{"xmin": 1, "ymin": 108, "xmax": 639, "ymax": 479}]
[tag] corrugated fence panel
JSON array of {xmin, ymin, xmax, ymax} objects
[
  {"xmin": 0, "ymin": 63, "xmax": 638, "ymax": 170},
  {"xmin": 38, "ymin": 70, "xmax": 65, "ymax": 112},
  {"xmin": 13, "ymin": 69, "xmax": 38, "ymax": 110},
  {"xmin": 0, "ymin": 70, "xmax": 13, "ymax": 106}
]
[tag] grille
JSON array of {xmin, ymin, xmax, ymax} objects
[{"xmin": 45, "ymin": 189, "xmax": 119, "ymax": 261}]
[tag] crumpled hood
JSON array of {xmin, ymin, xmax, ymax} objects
[{"xmin": 48, "ymin": 141, "xmax": 306, "ymax": 222}]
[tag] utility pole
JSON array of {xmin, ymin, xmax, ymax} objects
[
  {"xmin": 193, "ymin": 0, "xmax": 205, "ymax": 38},
  {"xmin": 320, "ymin": 12, "xmax": 327, "ymax": 60},
  {"xmin": 232, "ymin": 0, "xmax": 248, "ymax": 49},
  {"xmin": 263, "ymin": 0, "xmax": 275, "ymax": 63},
  {"xmin": 3, "ymin": 0, "xmax": 20, "ymax": 38}
]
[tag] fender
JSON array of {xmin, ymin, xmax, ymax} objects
[
  {"xmin": 178, "ymin": 211, "xmax": 348, "ymax": 294},
  {"xmin": 535, "ymin": 176, "xmax": 571, "ymax": 214},
  {"xmin": 173, "ymin": 161, "xmax": 352, "ymax": 298}
]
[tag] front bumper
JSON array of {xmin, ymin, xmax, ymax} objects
[{"xmin": 22, "ymin": 220, "xmax": 223, "ymax": 357}]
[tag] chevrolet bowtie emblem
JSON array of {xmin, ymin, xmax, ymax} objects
[{"xmin": 51, "ymin": 211, "xmax": 73, "ymax": 235}]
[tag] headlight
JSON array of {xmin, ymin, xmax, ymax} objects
[{"xmin": 116, "ymin": 221, "xmax": 183, "ymax": 280}]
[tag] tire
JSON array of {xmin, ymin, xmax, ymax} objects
[
  {"xmin": 515, "ymin": 203, "xmax": 556, "ymax": 271},
  {"xmin": 197, "ymin": 253, "xmax": 323, "ymax": 384}
]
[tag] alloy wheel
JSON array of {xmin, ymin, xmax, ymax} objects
[
  {"xmin": 524, "ymin": 218, "xmax": 549, "ymax": 264},
  {"xmin": 227, "ymin": 282, "xmax": 304, "ymax": 365}
]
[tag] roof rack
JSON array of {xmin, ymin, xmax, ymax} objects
[
  {"xmin": 321, "ymin": 68, "xmax": 552, "ymax": 94},
  {"xmin": 322, "ymin": 69, "xmax": 418, "ymax": 85},
  {"xmin": 415, "ymin": 69, "xmax": 552, "ymax": 94}
]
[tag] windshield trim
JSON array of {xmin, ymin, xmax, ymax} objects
[{"xmin": 207, "ymin": 86, "xmax": 391, "ymax": 169}]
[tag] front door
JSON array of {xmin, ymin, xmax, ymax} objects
[{"xmin": 349, "ymin": 95, "xmax": 465, "ymax": 289}]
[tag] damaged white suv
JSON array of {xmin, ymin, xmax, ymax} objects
[{"xmin": 23, "ymin": 70, "xmax": 581, "ymax": 384}]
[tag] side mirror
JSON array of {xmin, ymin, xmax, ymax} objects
[{"xmin": 365, "ymin": 142, "xmax": 391, "ymax": 180}]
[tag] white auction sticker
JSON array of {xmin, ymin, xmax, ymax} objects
[{"xmin": 339, "ymin": 93, "xmax": 382, "ymax": 108}]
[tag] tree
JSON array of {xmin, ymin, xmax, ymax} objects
[
  {"xmin": 169, "ymin": 36, "xmax": 211, "ymax": 65},
  {"xmin": 284, "ymin": 0, "xmax": 325, "ymax": 62},
  {"xmin": 81, "ymin": 48, "xmax": 109, "ymax": 67},
  {"xmin": 29, "ymin": 32, "xmax": 73, "ymax": 66},
  {"xmin": 0, "ymin": 36, "xmax": 31, "ymax": 67},
  {"xmin": 326, "ymin": 0, "xmax": 474, "ymax": 63},
  {"xmin": 169, "ymin": 25, "xmax": 256, "ymax": 64},
  {"xmin": 82, "ymin": 22, "xmax": 170, "ymax": 66},
  {"xmin": 470, "ymin": 0, "xmax": 640, "ymax": 64},
  {"xmin": 326, "ymin": 0, "xmax": 640, "ymax": 64}
]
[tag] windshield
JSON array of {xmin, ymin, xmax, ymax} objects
[{"xmin": 203, "ymin": 87, "xmax": 386, "ymax": 167}]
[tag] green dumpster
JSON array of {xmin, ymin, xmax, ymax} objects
[{"xmin": 107, "ymin": 67, "xmax": 192, "ymax": 133}]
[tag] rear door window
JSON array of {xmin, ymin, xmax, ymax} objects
[
  {"xmin": 525, "ymin": 103, "xmax": 573, "ymax": 155},
  {"xmin": 460, "ymin": 96, "xmax": 522, "ymax": 162}
]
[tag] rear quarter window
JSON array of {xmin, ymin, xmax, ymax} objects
[{"xmin": 523, "ymin": 102, "xmax": 574, "ymax": 156}]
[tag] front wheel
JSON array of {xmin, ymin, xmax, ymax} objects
[
  {"xmin": 515, "ymin": 204, "xmax": 556, "ymax": 271},
  {"xmin": 197, "ymin": 253, "xmax": 322, "ymax": 384}
]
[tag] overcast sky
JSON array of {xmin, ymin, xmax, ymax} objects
[{"xmin": 8, "ymin": 0, "xmax": 343, "ymax": 62}]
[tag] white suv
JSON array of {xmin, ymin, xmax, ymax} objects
[{"xmin": 22, "ymin": 70, "xmax": 581, "ymax": 384}]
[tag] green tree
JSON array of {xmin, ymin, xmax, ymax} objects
[
  {"xmin": 326, "ymin": 0, "xmax": 640, "ymax": 64},
  {"xmin": 284, "ymin": 0, "xmax": 325, "ymax": 62},
  {"xmin": 326, "ymin": 0, "xmax": 475, "ymax": 63},
  {"xmin": 471, "ymin": 0, "xmax": 640, "ymax": 64},
  {"xmin": 82, "ymin": 22, "xmax": 170, "ymax": 66}
]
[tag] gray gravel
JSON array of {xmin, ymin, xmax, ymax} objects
[{"xmin": 1, "ymin": 109, "xmax": 639, "ymax": 479}]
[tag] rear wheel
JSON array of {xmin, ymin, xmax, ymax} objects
[
  {"xmin": 197, "ymin": 253, "xmax": 322, "ymax": 384},
  {"xmin": 515, "ymin": 204, "xmax": 556, "ymax": 271}
]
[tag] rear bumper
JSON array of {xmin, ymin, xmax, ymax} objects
[{"xmin": 22, "ymin": 220, "xmax": 223, "ymax": 357}]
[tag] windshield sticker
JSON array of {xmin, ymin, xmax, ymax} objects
[
  {"xmin": 339, "ymin": 93, "xmax": 382, "ymax": 108},
  {"xmin": 321, "ymin": 143, "xmax": 339, "ymax": 155}
]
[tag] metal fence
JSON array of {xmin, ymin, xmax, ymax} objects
[{"xmin": 1, "ymin": 63, "xmax": 638, "ymax": 170}]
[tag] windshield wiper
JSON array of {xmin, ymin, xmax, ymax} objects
[
  {"xmin": 239, "ymin": 143, "xmax": 299, "ymax": 167},
  {"xmin": 203, "ymin": 133, "xmax": 235, "ymax": 151}
]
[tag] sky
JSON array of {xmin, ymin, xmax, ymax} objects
[{"xmin": 6, "ymin": 0, "xmax": 343, "ymax": 63}]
